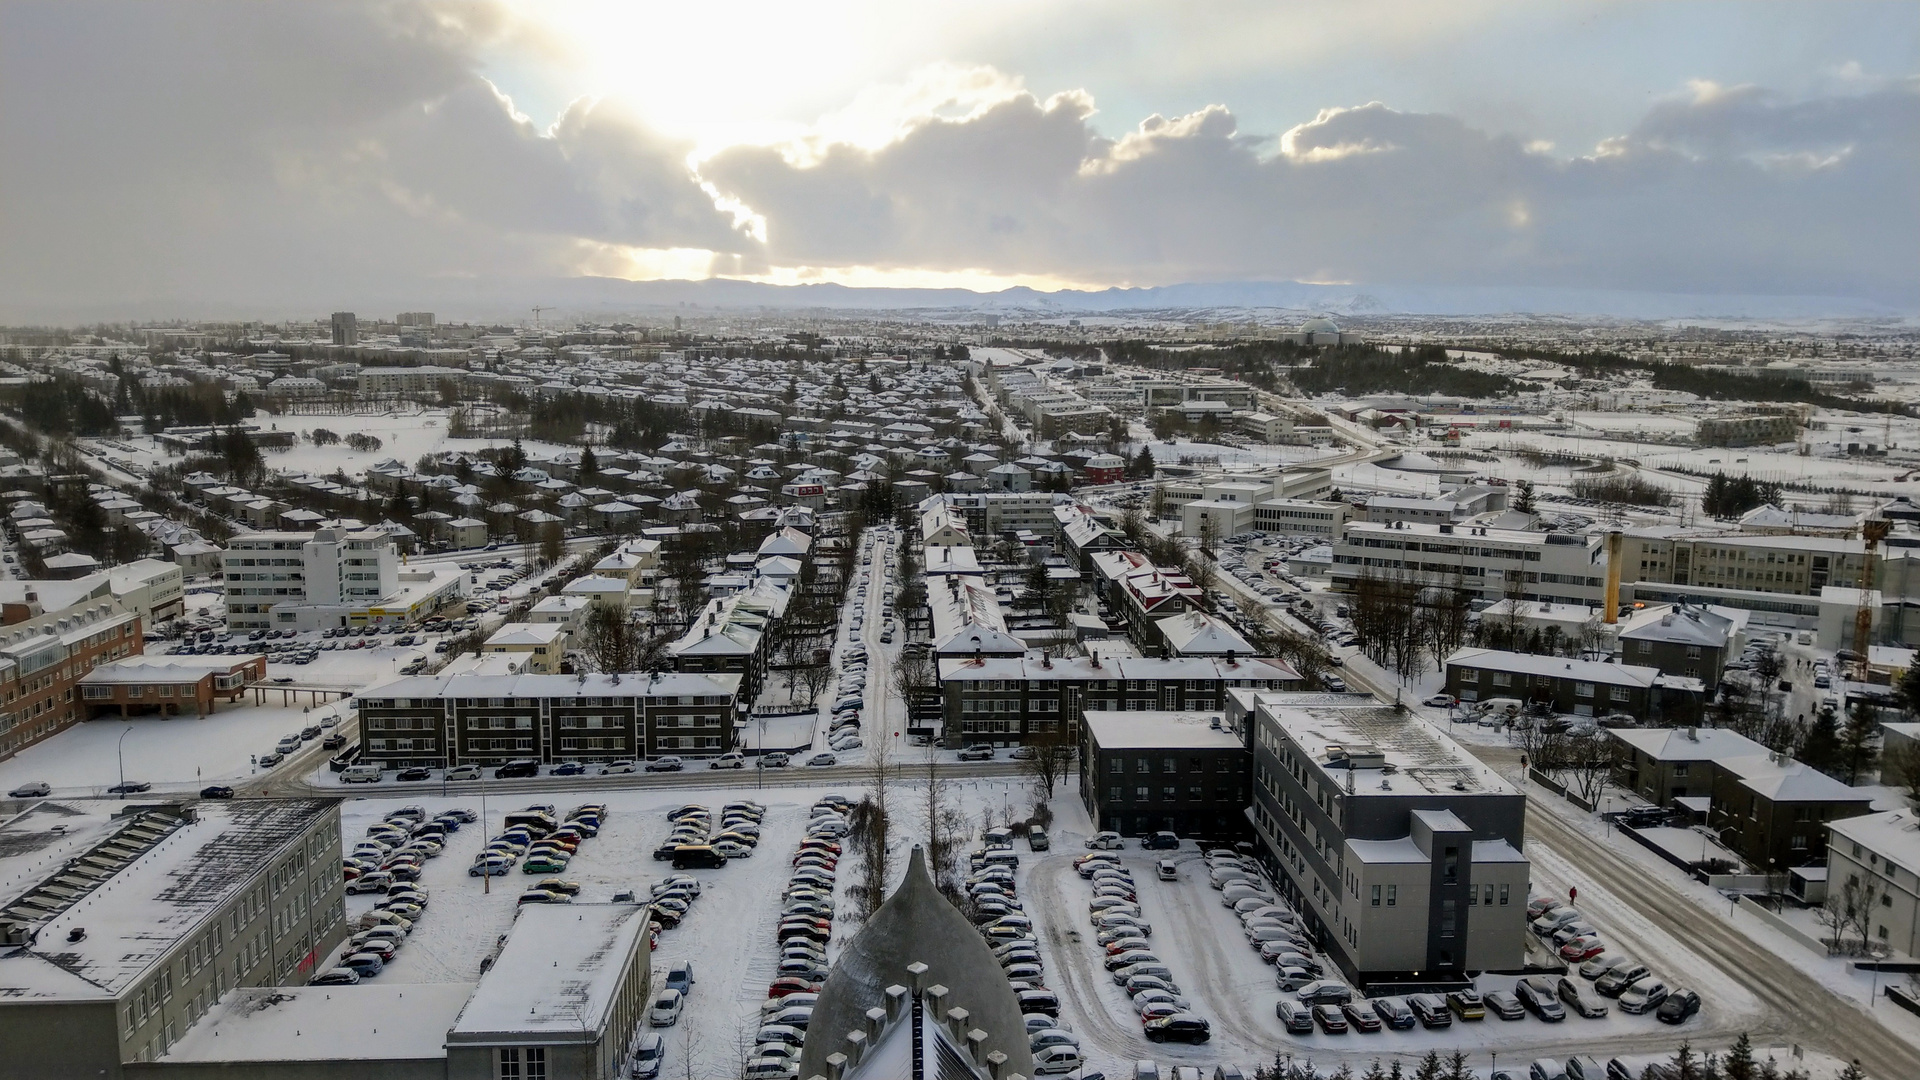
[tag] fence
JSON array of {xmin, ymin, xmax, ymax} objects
[{"xmin": 1734, "ymin": 895, "xmax": 1830, "ymax": 956}]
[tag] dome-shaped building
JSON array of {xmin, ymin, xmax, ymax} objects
[
  {"xmin": 798, "ymin": 847, "xmax": 1033, "ymax": 1080},
  {"xmin": 1298, "ymin": 316, "xmax": 1350, "ymax": 346}
]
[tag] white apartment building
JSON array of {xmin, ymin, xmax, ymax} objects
[
  {"xmin": 1251, "ymin": 498, "xmax": 1352, "ymax": 537},
  {"xmin": 1331, "ymin": 521, "xmax": 1608, "ymax": 606},
  {"xmin": 1826, "ymin": 809, "xmax": 1920, "ymax": 959},
  {"xmin": 355, "ymin": 365, "xmax": 469, "ymax": 395},
  {"xmin": 222, "ymin": 527, "xmax": 462, "ymax": 630}
]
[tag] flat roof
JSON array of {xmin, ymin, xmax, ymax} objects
[
  {"xmin": 448, "ymin": 903, "xmax": 648, "ymax": 1042},
  {"xmin": 79, "ymin": 654, "xmax": 261, "ymax": 685},
  {"xmin": 1083, "ymin": 710, "xmax": 1244, "ymax": 750},
  {"xmin": 163, "ymin": 984, "xmax": 473, "ymax": 1062},
  {"xmin": 0, "ymin": 799, "xmax": 334, "ymax": 1000},
  {"xmin": 1253, "ymin": 697, "xmax": 1516, "ymax": 798}
]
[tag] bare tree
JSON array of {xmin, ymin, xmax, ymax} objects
[
  {"xmin": 1020, "ymin": 725, "xmax": 1076, "ymax": 803},
  {"xmin": 580, "ymin": 599, "xmax": 640, "ymax": 673},
  {"xmin": 797, "ymin": 657, "xmax": 833, "ymax": 707},
  {"xmin": 1884, "ymin": 738, "xmax": 1920, "ymax": 809},
  {"xmin": 848, "ymin": 734, "xmax": 894, "ymax": 922}
]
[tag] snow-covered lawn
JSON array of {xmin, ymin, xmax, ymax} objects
[{"xmin": 0, "ymin": 701, "xmax": 335, "ymax": 795}]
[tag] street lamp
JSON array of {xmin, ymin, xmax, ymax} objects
[{"xmin": 116, "ymin": 725, "xmax": 133, "ymax": 792}]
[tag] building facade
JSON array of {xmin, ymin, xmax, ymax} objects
[
  {"xmin": 354, "ymin": 670, "xmax": 743, "ymax": 767},
  {"xmin": 0, "ymin": 799, "xmax": 346, "ymax": 1079},
  {"xmin": 1243, "ymin": 695, "xmax": 1530, "ymax": 987},
  {"xmin": 1079, "ymin": 710, "xmax": 1250, "ymax": 838}
]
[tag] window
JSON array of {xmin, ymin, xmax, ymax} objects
[
  {"xmin": 1499, "ymin": 884, "xmax": 1510, "ymax": 906},
  {"xmin": 1385, "ymin": 885, "xmax": 1396, "ymax": 907},
  {"xmin": 1441, "ymin": 899, "xmax": 1457, "ymax": 935},
  {"xmin": 1109, "ymin": 759, "xmax": 1123, "ymax": 774},
  {"xmin": 1443, "ymin": 846, "xmax": 1458, "ymax": 884},
  {"xmin": 1610, "ymin": 686, "xmax": 1631, "ymax": 703},
  {"xmin": 1574, "ymin": 682, "xmax": 1595, "ymax": 699},
  {"xmin": 1370, "ymin": 885, "xmax": 1381, "ymax": 907},
  {"xmin": 498, "ymin": 1048, "xmax": 523, "ymax": 1079}
]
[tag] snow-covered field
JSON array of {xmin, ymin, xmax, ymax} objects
[{"xmin": 0, "ymin": 701, "xmax": 339, "ymax": 795}]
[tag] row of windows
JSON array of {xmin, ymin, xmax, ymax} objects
[{"xmin": 1107, "ymin": 785, "xmax": 1243, "ymax": 803}]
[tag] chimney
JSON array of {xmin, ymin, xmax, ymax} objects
[
  {"xmin": 864, "ymin": 1007, "xmax": 887, "ymax": 1040},
  {"xmin": 986, "ymin": 1050, "xmax": 1010, "ymax": 1080},
  {"xmin": 966, "ymin": 1030, "xmax": 990, "ymax": 1067},
  {"xmin": 842, "ymin": 1030, "xmax": 868, "ymax": 1066},
  {"xmin": 884, "ymin": 985, "xmax": 909, "ymax": 1022},
  {"xmin": 945, "ymin": 1006, "xmax": 971, "ymax": 1041},
  {"xmin": 826, "ymin": 1054, "xmax": 848, "ymax": 1080},
  {"xmin": 1603, "ymin": 529, "xmax": 1624, "ymax": 625}
]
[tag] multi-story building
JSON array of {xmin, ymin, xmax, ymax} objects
[
  {"xmin": 1251, "ymin": 498, "xmax": 1351, "ymax": 537},
  {"xmin": 0, "ymin": 585, "xmax": 144, "ymax": 761},
  {"xmin": 482, "ymin": 622, "xmax": 570, "ymax": 674},
  {"xmin": 1443, "ymin": 648, "xmax": 1703, "ymax": 722},
  {"xmin": 1089, "ymin": 551, "xmax": 1202, "ymax": 649},
  {"xmin": 0, "ymin": 798, "xmax": 346, "ymax": 1078},
  {"xmin": 667, "ymin": 582, "xmax": 786, "ymax": 705},
  {"xmin": 1615, "ymin": 603, "xmax": 1741, "ymax": 694},
  {"xmin": 328, "ymin": 311, "xmax": 357, "ymax": 346},
  {"xmin": 1607, "ymin": 726, "xmax": 1770, "ymax": 806},
  {"xmin": 354, "ymin": 365, "xmax": 471, "ymax": 395},
  {"xmin": 936, "ymin": 653, "xmax": 1302, "ymax": 745},
  {"xmin": 1242, "ymin": 695, "xmax": 1530, "ymax": 987},
  {"xmin": 1616, "ymin": 528, "xmax": 1868, "ymax": 598},
  {"xmin": 1332, "ymin": 522, "xmax": 1608, "ymax": 606},
  {"xmin": 1708, "ymin": 750, "xmax": 1873, "ymax": 870},
  {"xmin": 1825, "ymin": 809, "xmax": 1920, "ymax": 958},
  {"xmin": 1079, "ymin": 710, "xmax": 1250, "ymax": 838},
  {"xmin": 354, "ymin": 669, "xmax": 743, "ymax": 767},
  {"xmin": 1157, "ymin": 469, "xmax": 1334, "ymax": 517},
  {"xmin": 221, "ymin": 527, "xmax": 464, "ymax": 631}
]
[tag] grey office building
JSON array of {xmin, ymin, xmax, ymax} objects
[{"xmin": 1240, "ymin": 695, "xmax": 1530, "ymax": 987}]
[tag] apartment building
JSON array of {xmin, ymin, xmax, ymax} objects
[
  {"xmin": 481, "ymin": 622, "xmax": 570, "ymax": 674},
  {"xmin": 1243, "ymin": 695, "xmax": 1529, "ymax": 986},
  {"xmin": 1332, "ymin": 522, "xmax": 1608, "ymax": 606},
  {"xmin": 222, "ymin": 527, "xmax": 464, "ymax": 631},
  {"xmin": 1089, "ymin": 550, "xmax": 1203, "ymax": 649},
  {"xmin": 0, "ymin": 799, "xmax": 346, "ymax": 1079},
  {"xmin": 354, "ymin": 670, "xmax": 744, "ymax": 767},
  {"xmin": 1608, "ymin": 726, "xmax": 1770, "ymax": 805},
  {"xmin": 1825, "ymin": 809, "xmax": 1920, "ymax": 959},
  {"xmin": 1079, "ymin": 710, "xmax": 1250, "ymax": 839},
  {"xmin": 667, "ymin": 581, "xmax": 787, "ymax": 705},
  {"xmin": 1443, "ymin": 648, "xmax": 1703, "ymax": 722},
  {"xmin": 1615, "ymin": 603, "xmax": 1742, "ymax": 693},
  {"xmin": 1617, "ymin": 528, "xmax": 1868, "ymax": 597},
  {"xmin": 936, "ymin": 653, "xmax": 1302, "ymax": 745},
  {"xmin": 1708, "ymin": 750, "xmax": 1873, "ymax": 869},
  {"xmin": 355, "ymin": 365, "xmax": 469, "ymax": 395},
  {"xmin": 937, "ymin": 491, "xmax": 1070, "ymax": 540},
  {"xmin": 0, "ymin": 587, "xmax": 144, "ymax": 761}
]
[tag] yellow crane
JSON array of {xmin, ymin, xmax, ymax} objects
[{"xmin": 1853, "ymin": 517, "xmax": 1890, "ymax": 679}]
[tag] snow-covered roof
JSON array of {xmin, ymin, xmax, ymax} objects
[
  {"xmin": 448, "ymin": 903, "xmax": 649, "ymax": 1043},
  {"xmin": 1156, "ymin": 611, "xmax": 1254, "ymax": 657},
  {"xmin": 1082, "ymin": 710, "xmax": 1241, "ymax": 750},
  {"xmin": 163, "ymin": 984, "xmax": 473, "ymax": 1062},
  {"xmin": 1828, "ymin": 809, "xmax": 1920, "ymax": 877},
  {"xmin": 1252, "ymin": 696, "xmax": 1515, "ymax": 798},
  {"xmin": 1606, "ymin": 726, "xmax": 1768, "ymax": 762},
  {"xmin": 1444, "ymin": 648, "xmax": 1661, "ymax": 688}
]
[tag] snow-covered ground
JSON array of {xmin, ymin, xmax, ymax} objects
[{"xmin": 0, "ymin": 701, "xmax": 345, "ymax": 796}]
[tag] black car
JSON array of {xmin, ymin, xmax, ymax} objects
[
  {"xmin": 1654, "ymin": 988, "xmax": 1700, "ymax": 1025},
  {"xmin": 494, "ymin": 759, "xmax": 540, "ymax": 779},
  {"xmin": 1516, "ymin": 979, "xmax": 1565, "ymax": 1022},
  {"xmin": 199, "ymin": 785, "xmax": 235, "ymax": 799},
  {"xmin": 322, "ymin": 734, "xmax": 347, "ymax": 750},
  {"xmin": 396, "ymin": 767, "xmax": 433, "ymax": 782},
  {"xmin": 1408, "ymin": 994, "xmax": 1452, "ymax": 1029},
  {"xmin": 550, "ymin": 762, "xmax": 588, "ymax": 776},
  {"xmin": 108, "ymin": 781, "xmax": 152, "ymax": 794},
  {"xmin": 1143, "ymin": 1014, "xmax": 1209, "ymax": 1043},
  {"xmin": 1619, "ymin": 806, "xmax": 1667, "ymax": 828},
  {"xmin": 1141, "ymin": 831, "xmax": 1181, "ymax": 850}
]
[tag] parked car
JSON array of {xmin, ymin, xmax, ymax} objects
[
  {"xmin": 1484, "ymin": 990, "xmax": 1526, "ymax": 1021},
  {"xmin": 1341, "ymin": 1001, "xmax": 1382, "ymax": 1032},
  {"xmin": 1654, "ymin": 988, "xmax": 1700, "ymax": 1024},
  {"xmin": 629, "ymin": 1033, "xmax": 665, "ymax": 1079},
  {"xmin": 806, "ymin": 752, "xmax": 838, "ymax": 767},
  {"xmin": 1618, "ymin": 981, "xmax": 1670, "ymax": 1015},
  {"xmin": 1141, "ymin": 831, "xmax": 1180, "ymax": 850},
  {"xmin": 1371, "ymin": 997, "xmax": 1416, "ymax": 1029},
  {"xmin": 1274, "ymin": 998, "xmax": 1314, "ymax": 1034},
  {"xmin": 1294, "ymin": 981, "xmax": 1352, "ymax": 1006},
  {"xmin": 199, "ymin": 785, "xmax": 235, "ymax": 799},
  {"xmin": 1142, "ymin": 1014, "xmax": 1209, "ymax": 1044},
  {"xmin": 646, "ymin": 756, "xmax": 685, "ymax": 772},
  {"xmin": 1409, "ymin": 994, "xmax": 1453, "ymax": 1029},
  {"xmin": 8, "ymin": 781, "xmax": 51, "ymax": 798},
  {"xmin": 1311, "ymin": 1004, "xmax": 1349, "ymax": 1034},
  {"xmin": 710, "ymin": 753, "xmax": 747, "ymax": 770},
  {"xmin": 1448, "ymin": 989, "xmax": 1485, "ymax": 1020},
  {"xmin": 649, "ymin": 989, "xmax": 685, "ymax": 1027},
  {"xmin": 1086, "ymin": 832, "xmax": 1124, "ymax": 850},
  {"xmin": 1516, "ymin": 978, "xmax": 1566, "ymax": 1022},
  {"xmin": 309, "ymin": 967, "xmax": 361, "ymax": 986}
]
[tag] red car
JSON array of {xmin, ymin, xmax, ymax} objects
[
  {"xmin": 1559, "ymin": 935, "xmax": 1606, "ymax": 962},
  {"xmin": 767, "ymin": 977, "xmax": 822, "ymax": 999}
]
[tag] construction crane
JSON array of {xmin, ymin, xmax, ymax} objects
[
  {"xmin": 531, "ymin": 305, "xmax": 549, "ymax": 330},
  {"xmin": 1853, "ymin": 517, "xmax": 1890, "ymax": 680}
]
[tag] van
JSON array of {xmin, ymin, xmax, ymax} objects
[
  {"xmin": 671, "ymin": 845, "xmax": 728, "ymax": 870},
  {"xmin": 340, "ymin": 764, "xmax": 383, "ymax": 784}
]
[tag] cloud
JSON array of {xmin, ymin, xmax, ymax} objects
[
  {"xmin": 0, "ymin": 0, "xmax": 739, "ymax": 316},
  {"xmin": 0, "ymin": 1, "xmax": 1912, "ymax": 318},
  {"xmin": 700, "ymin": 77, "xmax": 1919, "ymax": 303}
]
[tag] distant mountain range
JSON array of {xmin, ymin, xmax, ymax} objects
[
  {"xmin": 463, "ymin": 275, "xmax": 1912, "ymax": 323},
  {"xmin": 10, "ymin": 276, "xmax": 1911, "ymax": 326}
]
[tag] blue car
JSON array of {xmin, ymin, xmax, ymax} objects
[{"xmin": 550, "ymin": 762, "xmax": 588, "ymax": 776}]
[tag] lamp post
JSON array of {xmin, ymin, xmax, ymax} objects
[{"xmin": 116, "ymin": 725, "xmax": 133, "ymax": 792}]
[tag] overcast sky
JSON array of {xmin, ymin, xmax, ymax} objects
[{"xmin": 1, "ymin": 0, "xmax": 1914, "ymax": 319}]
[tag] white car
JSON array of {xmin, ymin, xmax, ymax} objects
[
  {"xmin": 649, "ymin": 989, "xmax": 685, "ymax": 1027},
  {"xmin": 601, "ymin": 760, "xmax": 638, "ymax": 774},
  {"xmin": 1085, "ymin": 831, "xmax": 1124, "ymax": 850},
  {"xmin": 1032, "ymin": 1046, "xmax": 1084, "ymax": 1075}
]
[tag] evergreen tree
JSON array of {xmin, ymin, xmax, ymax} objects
[
  {"xmin": 1443, "ymin": 1052, "xmax": 1470, "ymax": 1080},
  {"xmin": 1723, "ymin": 1034, "xmax": 1755, "ymax": 1080},
  {"xmin": 1670, "ymin": 1042, "xmax": 1701, "ymax": 1080},
  {"xmin": 578, "ymin": 444, "xmax": 598, "ymax": 478},
  {"xmin": 1515, "ymin": 479, "xmax": 1536, "ymax": 514},
  {"xmin": 1387, "ymin": 1063, "xmax": 1402, "ymax": 1080},
  {"xmin": 1130, "ymin": 444, "xmax": 1155, "ymax": 479},
  {"xmin": 1414, "ymin": 1051, "xmax": 1444, "ymax": 1080},
  {"xmin": 1837, "ymin": 701, "xmax": 1880, "ymax": 783},
  {"xmin": 1899, "ymin": 661, "xmax": 1920, "ymax": 715},
  {"xmin": 1799, "ymin": 710, "xmax": 1842, "ymax": 774},
  {"xmin": 1362, "ymin": 1063, "xmax": 1388, "ymax": 1080}
]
